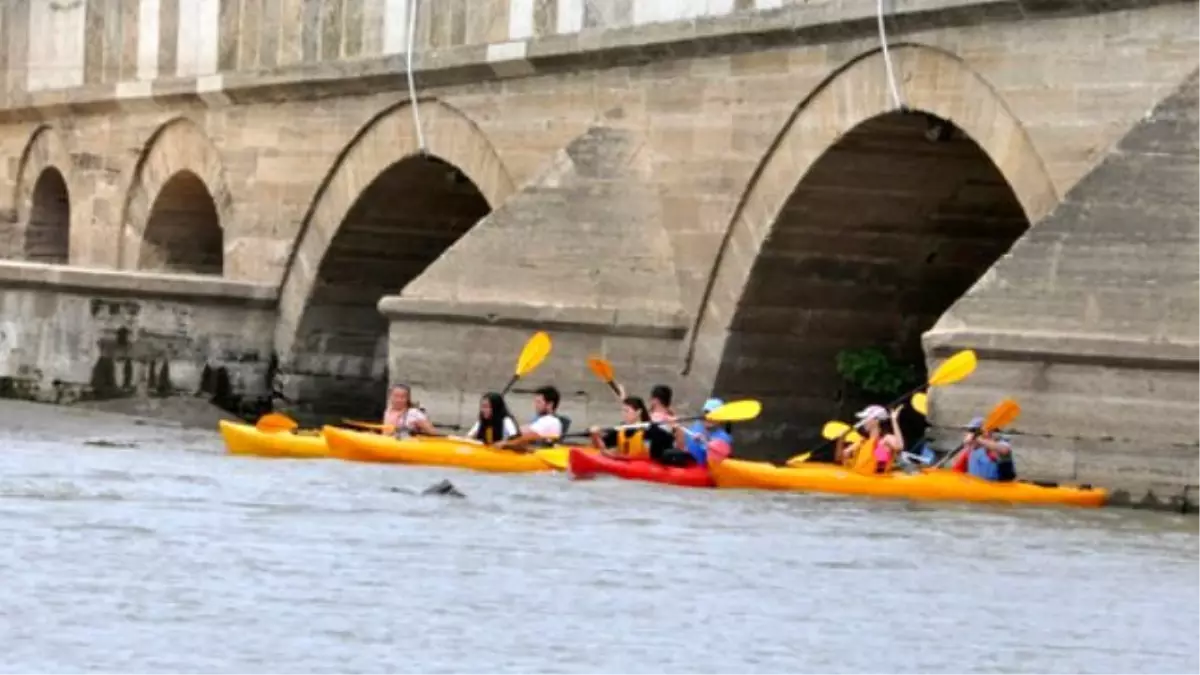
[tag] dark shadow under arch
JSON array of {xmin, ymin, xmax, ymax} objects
[
  {"xmin": 138, "ymin": 170, "xmax": 223, "ymax": 275},
  {"xmin": 25, "ymin": 167, "xmax": 70, "ymax": 264},
  {"xmin": 286, "ymin": 154, "xmax": 492, "ymax": 420},
  {"xmin": 713, "ymin": 111, "xmax": 1031, "ymax": 458}
]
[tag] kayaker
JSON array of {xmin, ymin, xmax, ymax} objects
[
  {"xmin": 498, "ymin": 385, "xmax": 567, "ymax": 451},
  {"xmin": 383, "ymin": 384, "xmax": 440, "ymax": 439},
  {"xmin": 840, "ymin": 404, "xmax": 904, "ymax": 475},
  {"xmin": 950, "ymin": 416, "xmax": 1016, "ymax": 482},
  {"xmin": 588, "ymin": 396, "xmax": 673, "ymax": 459},
  {"xmin": 611, "ymin": 383, "xmax": 676, "ymax": 423},
  {"xmin": 660, "ymin": 398, "xmax": 733, "ymax": 467},
  {"xmin": 466, "ymin": 392, "xmax": 519, "ymax": 444},
  {"xmin": 648, "ymin": 384, "xmax": 677, "ymax": 423}
]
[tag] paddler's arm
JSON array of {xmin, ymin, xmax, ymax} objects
[
  {"xmin": 589, "ymin": 426, "xmax": 606, "ymax": 451},
  {"xmin": 889, "ymin": 404, "xmax": 906, "ymax": 458},
  {"xmin": 975, "ymin": 436, "xmax": 1012, "ymax": 456},
  {"xmin": 412, "ymin": 416, "xmax": 442, "ymax": 437},
  {"xmin": 495, "ymin": 430, "xmax": 538, "ymax": 452}
]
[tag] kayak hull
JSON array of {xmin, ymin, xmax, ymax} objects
[
  {"xmin": 219, "ymin": 420, "xmax": 329, "ymax": 459},
  {"xmin": 569, "ymin": 448, "xmax": 713, "ymax": 488},
  {"xmin": 321, "ymin": 426, "xmax": 560, "ymax": 473},
  {"xmin": 710, "ymin": 458, "xmax": 1107, "ymax": 508}
]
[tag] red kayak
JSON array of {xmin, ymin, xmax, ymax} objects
[{"xmin": 567, "ymin": 447, "xmax": 714, "ymax": 488}]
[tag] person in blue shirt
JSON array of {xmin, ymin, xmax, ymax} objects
[
  {"xmin": 953, "ymin": 415, "xmax": 1017, "ymax": 482},
  {"xmin": 654, "ymin": 397, "xmax": 734, "ymax": 467}
]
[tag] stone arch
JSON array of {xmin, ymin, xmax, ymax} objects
[
  {"xmin": 682, "ymin": 44, "xmax": 1059, "ymax": 455},
  {"xmin": 13, "ymin": 126, "xmax": 74, "ymax": 263},
  {"xmin": 119, "ymin": 116, "xmax": 234, "ymax": 272},
  {"xmin": 272, "ymin": 98, "xmax": 513, "ymax": 418},
  {"xmin": 274, "ymin": 98, "xmax": 515, "ymax": 360},
  {"xmin": 138, "ymin": 169, "xmax": 224, "ymax": 275}
]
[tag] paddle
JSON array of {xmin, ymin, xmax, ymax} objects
[
  {"xmin": 502, "ymin": 331, "xmax": 553, "ymax": 395},
  {"xmin": 343, "ymin": 419, "xmax": 462, "ymax": 434},
  {"xmin": 587, "ymin": 356, "xmax": 622, "ymax": 398},
  {"xmin": 256, "ymin": 412, "xmax": 298, "ymax": 434},
  {"xmin": 912, "ymin": 392, "xmax": 928, "ymax": 416},
  {"xmin": 535, "ymin": 399, "xmax": 763, "ymax": 470},
  {"xmin": 785, "ymin": 422, "xmax": 861, "ymax": 467},
  {"xmin": 934, "ymin": 398, "xmax": 1021, "ymax": 469},
  {"xmin": 782, "ymin": 349, "xmax": 977, "ymax": 466}
]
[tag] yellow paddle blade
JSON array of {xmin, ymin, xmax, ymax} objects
[
  {"xmin": 912, "ymin": 392, "xmax": 928, "ymax": 416},
  {"xmin": 785, "ymin": 451, "xmax": 813, "ymax": 467},
  {"xmin": 515, "ymin": 331, "xmax": 553, "ymax": 378},
  {"xmin": 821, "ymin": 421, "xmax": 863, "ymax": 444},
  {"xmin": 928, "ymin": 349, "xmax": 977, "ymax": 388},
  {"xmin": 535, "ymin": 448, "xmax": 569, "ymax": 470},
  {"xmin": 821, "ymin": 421, "xmax": 851, "ymax": 441},
  {"xmin": 586, "ymin": 356, "xmax": 614, "ymax": 383},
  {"xmin": 983, "ymin": 398, "xmax": 1021, "ymax": 432},
  {"xmin": 705, "ymin": 399, "xmax": 762, "ymax": 423},
  {"xmin": 256, "ymin": 413, "xmax": 297, "ymax": 433}
]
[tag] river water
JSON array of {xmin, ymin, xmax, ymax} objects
[{"xmin": 0, "ymin": 401, "xmax": 1195, "ymax": 674}]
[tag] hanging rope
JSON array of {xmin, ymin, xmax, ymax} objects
[
  {"xmin": 877, "ymin": 0, "xmax": 906, "ymax": 111},
  {"xmin": 406, "ymin": 0, "xmax": 427, "ymax": 154}
]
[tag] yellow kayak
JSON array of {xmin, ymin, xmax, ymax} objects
[
  {"xmin": 219, "ymin": 420, "xmax": 330, "ymax": 459},
  {"xmin": 710, "ymin": 458, "xmax": 1107, "ymax": 508},
  {"xmin": 321, "ymin": 426, "xmax": 565, "ymax": 473}
]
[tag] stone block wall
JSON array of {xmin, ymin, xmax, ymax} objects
[
  {"xmin": 0, "ymin": 261, "xmax": 278, "ymax": 415},
  {"xmin": 924, "ymin": 71, "xmax": 1200, "ymax": 510}
]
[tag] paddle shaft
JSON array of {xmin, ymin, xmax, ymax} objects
[{"xmin": 560, "ymin": 415, "xmax": 711, "ymax": 441}]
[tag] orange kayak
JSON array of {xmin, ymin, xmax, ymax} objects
[{"xmin": 710, "ymin": 458, "xmax": 1107, "ymax": 508}]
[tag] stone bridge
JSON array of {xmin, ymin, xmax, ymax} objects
[{"xmin": 0, "ymin": 0, "xmax": 1195, "ymax": 508}]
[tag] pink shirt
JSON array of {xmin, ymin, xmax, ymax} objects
[{"xmin": 874, "ymin": 436, "xmax": 898, "ymax": 463}]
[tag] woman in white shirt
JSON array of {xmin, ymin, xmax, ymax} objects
[
  {"xmin": 383, "ymin": 384, "xmax": 440, "ymax": 439},
  {"xmin": 466, "ymin": 392, "xmax": 519, "ymax": 445}
]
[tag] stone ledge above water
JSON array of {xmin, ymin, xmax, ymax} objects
[
  {"xmin": 0, "ymin": 262, "xmax": 279, "ymax": 308},
  {"xmin": 924, "ymin": 327, "xmax": 1199, "ymax": 372},
  {"xmin": 378, "ymin": 296, "xmax": 687, "ymax": 341}
]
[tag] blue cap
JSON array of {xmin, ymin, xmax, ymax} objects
[
  {"xmin": 967, "ymin": 416, "xmax": 985, "ymax": 431},
  {"xmin": 703, "ymin": 398, "xmax": 725, "ymax": 413}
]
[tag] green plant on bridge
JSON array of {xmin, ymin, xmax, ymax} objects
[{"xmin": 835, "ymin": 347, "xmax": 922, "ymax": 400}]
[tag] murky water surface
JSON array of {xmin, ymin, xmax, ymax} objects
[{"xmin": 0, "ymin": 402, "xmax": 1195, "ymax": 673}]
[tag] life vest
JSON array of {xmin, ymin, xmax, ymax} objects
[
  {"xmin": 613, "ymin": 428, "xmax": 649, "ymax": 459},
  {"xmin": 850, "ymin": 437, "xmax": 880, "ymax": 475}
]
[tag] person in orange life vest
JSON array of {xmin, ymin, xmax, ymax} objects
[
  {"xmin": 465, "ymin": 392, "xmax": 519, "ymax": 444},
  {"xmin": 589, "ymin": 396, "xmax": 674, "ymax": 460},
  {"xmin": 950, "ymin": 416, "xmax": 1016, "ymax": 482},
  {"xmin": 839, "ymin": 404, "xmax": 905, "ymax": 475},
  {"xmin": 383, "ymin": 384, "xmax": 440, "ymax": 439}
]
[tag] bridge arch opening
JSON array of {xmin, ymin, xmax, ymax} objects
[
  {"xmin": 289, "ymin": 153, "xmax": 492, "ymax": 420},
  {"xmin": 713, "ymin": 110, "xmax": 1031, "ymax": 458},
  {"xmin": 138, "ymin": 170, "xmax": 223, "ymax": 275},
  {"xmin": 25, "ymin": 167, "xmax": 70, "ymax": 263}
]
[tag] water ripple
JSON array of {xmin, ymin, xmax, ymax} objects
[{"xmin": 0, "ymin": 403, "xmax": 1194, "ymax": 674}]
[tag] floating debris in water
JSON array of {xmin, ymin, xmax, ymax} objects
[
  {"xmin": 83, "ymin": 439, "xmax": 137, "ymax": 449},
  {"xmin": 386, "ymin": 479, "xmax": 466, "ymax": 499},
  {"xmin": 422, "ymin": 479, "xmax": 465, "ymax": 498}
]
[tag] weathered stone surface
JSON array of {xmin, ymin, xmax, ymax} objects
[
  {"xmin": 0, "ymin": 261, "xmax": 278, "ymax": 415},
  {"xmin": 924, "ymin": 70, "xmax": 1200, "ymax": 505}
]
